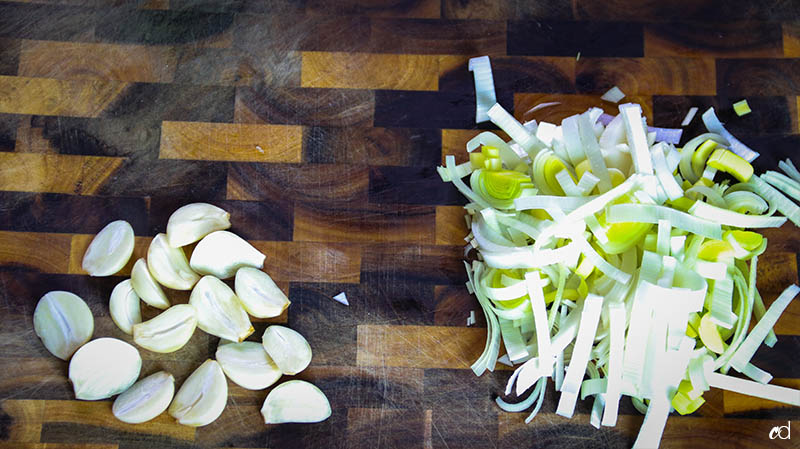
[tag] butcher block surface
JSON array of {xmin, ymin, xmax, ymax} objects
[{"xmin": 1, "ymin": 1, "xmax": 800, "ymax": 448}]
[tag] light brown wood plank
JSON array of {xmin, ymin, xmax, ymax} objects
[
  {"xmin": 293, "ymin": 203, "xmax": 435, "ymax": 243},
  {"xmin": 159, "ymin": 121, "xmax": 303, "ymax": 163},
  {"xmin": 0, "ymin": 399, "xmax": 45, "ymax": 442},
  {"xmin": 0, "ymin": 153, "xmax": 123, "ymax": 195},
  {"xmin": 576, "ymin": 57, "xmax": 716, "ymax": 95},
  {"xmin": 42, "ymin": 400, "xmax": 196, "ymax": 441},
  {"xmin": 756, "ymin": 252, "xmax": 798, "ymax": 293},
  {"xmin": 301, "ymin": 52, "xmax": 439, "ymax": 91},
  {"xmin": 435, "ymin": 206, "xmax": 468, "ymax": 246},
  {"xmin": 0, "ymin": 230, "xmax": 71, "ymax": 273},
  {"xmin": 724, "ymin": 378, "xmax": 800, "ymax": 415},
  {"xmin": 763, "ymin": 290, "xmax": 800, "ymax": 336},
  {"xmin": 19, "ymin": 40, "xmax": 177, "ymax": 83},
  {"xmin": 68, "ymin": 235, "xmax": 151, "ymax": 276},
  {"xmin": 784, "ymin": 23, "xmax": 800, "ymax": 58},
  {"xmin": 253, "ymin": 241, "xmax": 361, "ymax": 284},
  {"xmin": 0, "ymin": 444, "xmax": 117, "ymax": 449},
  {"xmin": 0, "ymin": 76, "xmax": 126, "ymax": 117}
]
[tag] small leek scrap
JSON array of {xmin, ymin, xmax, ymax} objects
[{"xmin": 438, "ymin": 55, "xmax": 800, "ymax": 449}]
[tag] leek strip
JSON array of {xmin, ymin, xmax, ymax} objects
[
  {"xmin": 753, "ymin": 289, "xmax": 778, "ymax": 348},
  {"xmin": 495, "ymin": 214, "xmax": 541, "ymax": 240},
  {"xmin": 524, "ymin": 377, "xmax": 548, "ymax": 423},
  {"xmin": 706, "ymin": 371, "xmax": 800, "ymax": 406},
  {"xmin": 607, "ymin": 203, "xmax": 722, "ymax": 240},
  {"xmin": 742, "ymin": 362, "xmax": 773, "ymax": 384},
  {"xmin": 722, "ymin": 191, "xmax": 768, "ymax": 215},
  {"xmin": 619, "ymin": 103, "xmax": 653, "ymax": 175},
  {"xmin": 556, "ymin": 294, "xmax": 604, "ymax": 418},
  {"xmin": 579, "ymin": 111, "xmax": 613, "ymax": 193},
  {"xmin": 686, "ymin": 184, "xmax": 726, "ymax": 208},
  {"xmin": 561, "ymin": 175, "xmax": 639, "ymax": 226},
  {"xmin": 561, "ymin": 115, "xmax": 585, "ymax": 166},
  {"xmin": 688, "ymin": 354, "xmax": 710, "ymax": 400},
  {"xmin": 484, "ymin": 278, "xmax": 528, "ymax": 302},
  {"xmin": 437, "ymin": 161, "xmax": 473, "ymax": 182},
  {"xmin": 640, "ymin": 300, "xmax": 670, "ymax": 399},
  {"xmin": 526, "ymin": 272, "xmax": 553, "ymax": 373},
  {"xmin": 632, "ymin": 394, "xmax": 670, "ymax": 449},
  {"xmin": 590, "ymin": 394, "xmax": 605, "ymax": 429},
  {"xmin": 554, "ymin": 305, "xmax": 567, "ymax": 391},
  {"xmin": 748, "ymin": 174, "xmax": 800, "ymax": 226},
  {"xmin": 601, "ymin": 86, "xmax": 625, "ymax": 103},
  {"xmin": 446, "ymin": 155, "xmax": 493, "ymax": 210},
  {"xmin": 468, "ymin": 56, "xmax": 497, "ymax": 123},
  {"xmin": 779, "ymin": 158, "xmax": 800, "ymax": 183},
  {"xmin": 602, "ymin": 302, "xmax": 626, "ymax": 427},
  {"xmin": 681, "ymin": 107, "xmax": 699, "ymax": 126},
  {"xmin": 585, "ymin": 214, "xmax": 608, "ymax": 244},
  {"xmin": 651, "ymin": 143, "xmax": 683, "ymax": 200},
  {"xmin": 599, "ymin": 114, "xmax": 625, "ymax": 149},
  {"xmin": 679, "ymin": 134, "xmax": 728, "ymax": 184},
  {"xmin": 695, "ymin": 260, "xmax": 728, "ymax": 281},
  {"xmin": 622, "ymin": 281, "xmax": 655, "ymax": 396},
  {"xmin": 499, "ymin": 317, "xmax": 530, "ymax": 362},
  {"xmin": 763, "ymin": 171, "xmax": 800, "ymax": 201},
  {"xmin": 574, "ymin": 235, "xmax": 632, "ymax": 284},
  {"xmin": 515, "ymin": 357, "xmax": 547, "ymax": 395},
  {"xmin": 548, "ymin": 264, "xmax": 568, "ymax": 331},
  {"xmin": 495, "ymin": 383, "xmax": 540, "ymax": 412},
  {"xmin": 689, "ymin": 200, "xmax": 787, "ymax": 228},
  {"xmin": 702, "ymin": 107, "xmax": 759, "ymax": 162},
  {"xmin": 488, "ymin": 104, "xmax": 545, "ymax": 157},
  {"xmin": 714, "ymin": 266, "xmax": 754, "ymax": 372},
  {"xmin": 729, "ymin": 284, "xmax": 800, "ymax": 373},
  {"xmin": 515, "ymin": 195, "xmax": 594, "ymax": 213},
  {"xmin": 469, "ymin": 262, "xmax": 502, "ymax": 376},
  {"xmin": 656, "ymin": 219, "xmax": 670, "ymax": 256},
  {"xmin": 551, "ymin": 301, "xmax": 584, "ymax": 356},
  {"xmin": 580, "ymin": 378, "xmax": 608, "ymax": 400},
  {"xmin": 466, "ymin": 132, "xmax": 522, "ymax": 168},
  {"xmin": 556, "ymin": 169, "xmax": 583, "ymax": 197},
  {"xmin": 577, "ymin": 171, "xmax": 601, "ymax": 195},
  {"xmin": 708, "ymin": 277, "xmax": 736, "ymax": 329}
]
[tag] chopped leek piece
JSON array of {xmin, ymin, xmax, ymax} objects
[
  {"xmin": 733, "ymin": 100, "xmax": 751, "ymax": 117},
  {"xmin": 707, "ymin": 148, "xmax": 754, "ymax": 182}
]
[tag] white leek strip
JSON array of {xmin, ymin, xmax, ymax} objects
[
  {"xmin": 601, "ymin": 86, "xmax": 625, "ymax": 103},
  {"xmin": 551, "ymin": 302, "xmax": 583, "ymax": 356},
  {"xmin": 763, "ymin": 170, "xmax": 800, "ymax": 201},
  {"xmin": 515, "ymin": 357, "xmax": 547, "ymax": 396},
  {"xmin": 622, "ymin": 281, "xmax": 655, "ymax": 396},
  {"xmin": 748, "ymin": 174, "xmax": 800, "ymax": 226},
  {"xmin": 499, "ymin": 317, "xmax": 530, "ymax": 362},
  {"xmin": 547, "ymin": 265, "xmax": 568, "ymax": 331},
  {"xmin": 681, "ymin": 107, "xmax": 699, "ymax": 126},
  {"xmin": 488, "ymin": 103, "xmax": 545, "ymax": 157},
  {"xmin": 514, "ymin": 195, "xmax": 593, "ymax": 213},
  {"xmin": 695, "ymin": 260, "xmax": 728, "ymax": 281},
  {"xmin": 650, "ymin": 143, "xmax": 683, "ymax": 200},
  {"xmin": 729, "ymin": 284, "xmax": 800, "ymax": 373},
  {"xmin": 496, "ymin": 214, "xmax": 542, "ymax": 240},
  {"xmin": 467, "ymin": 262, "xmax": 502, "ymax": 376},
  {"xmin": 497, "ymin": 354, "xmax": 513, "ymax": 367},
  {"xmin": 709, "ymin": 277, "xmax": 736, "ymax": 329},
  {"xmin": 580, "ymin": 378, "xmax": 607, "ymax": 399},
  {"xmin": 579, "ymin": 111, "xmax": 613, "ymax": 193},
  {"xmin": 467, "ymin": 132, "xmax": 522, "ymax": 169},
  {"xmin": 688, "ymin": 354, "xmax": 711, "ymax": 400},
  {"xmin": 574, "ymin": 235, "xmax": 632, "ymax": 284},
  {"xmin": 484, "ymin": 277, "xmax": 527, "ymax": 302},
  {"xmin": 706, "ymin": 371, "xmax": 800, "ymax": 406},
  {"xmin": 601, "ymin": 302, "xmax": 626, "ymax": 427},
  {"xmin": 445, "ymin": 155, "xmax": 492, "ymax": 210},
  {"xmin": 666, "ymin": 145, "xmax": 681, "ymax": 173},
  {"xmin": 561, "ymin": 115, "xmax": 585, "ymax": 166},
  {"xmin": 561, "ymin": 175, "xmax": 639, "ymax": 225},
  {"xmin": 577, "ymin": 171, "xmax": 600, "ymax": 195},
  {"xmin": 779, "ymin": 158, "xmax": 800, "ymax": 183},
  {"xmin": 332, "ymin": 292, "xmax": 349, "ymax": 306},
  {"xmin": 525, "ymin": 377, "xmax": 548, "ymax": 423},
  {"xmin": 640, "ymin": 299, "xmax": 670, "ymax": 399},
  {"xmin": 554, "ymin": 306, "xmax": 566, "ymax": 391},
  {"xmin": 556, "ymin": 294, "xmax": 604, "ymax": 418},
  {"xmin": 599, "ymin": 114, "xmax": 626, "ymax": 149},
  {"xmin": 468, "ymin": 56, "xmax": 496, "ymax": 123},
  {"xmin": 714, "ymin": 264, "xmax": 755, "ymax": 372},
  {"xmin": 686, "ymin": 184, "xmax": 726, "ymax": 209},
  {"xmin": 670, "ymin": 235, "xmax": 687, "ymax": 259},
  {"xmin": 689, "ymin": 200, "xmax": 787, "ymax": 228},
  {"xmin": 606, "ymin": 203, "xmax": 722, "ymax": 240},
  {"xmin": 525, "ymin": 272, "xmax": 553, "ymax": 370},
  {"xmin": 753, "ymin": 289, "xmax": 778, "ymax": 348},
  {"xmin": 632, "ymin": 394, "xmax": 670, "ymax": 449},
  {"xmin": 556, "ymin": 169, "xmax": 583, "ymax": 197},
  {"xmin": 702, "ymin": 107, "xmax": 759, "ymax": 162},
  {"xmin": 590, "ymin": 394, "xmax": 605, "ymax": 429},
  {"xmin": 496, "ymin": 377, "xmax": 543, "ymax": 412},
  {"xmin": 723, "ymin": 191, "xmax": 768, "ymax": 215},
  {"xmin": 619, "ymin": 103, "xmax": 653, "ymax": 175},
  {"xmin": 742, "ymin": 362, "xmax": 773, "ymax": 384},
  {"xmin": 585, "ymin": 214, "xmax": 608, "ymax": 244},
  {"xmin": 436, "ymin": 161, "xmax": 473, "ymax": 182},
  {"xmin": 656, "ymin": 219, "xmax": 671, "ymax": 256},
  {"xmin": 536, "ymin": 121, "xmax": 559, "ymax": 146}
]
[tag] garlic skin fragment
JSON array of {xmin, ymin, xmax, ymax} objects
[
  {"xmin": 261, "ymin": 380, "xmax": 331, "ymax": 424},
  {"xmin": 69, "ymin": 338, "xmax": 142, "ymax": 401},
  {"xmin": 82, "ymin": 220, "xmax": 135, "ymax": 277},
  {"xmin": 33, "ymin": 291, "xmax": 94, "ymax": 360},
  {"xmin": 133, "ymin": 304, "xmax": 197, "ymax": 353},
  {"xmin": 189, "ymin": 276, "xmax": 254, "ymax": 342},
  {"xmin": 109, "ymin": 279, "xmax": 142, "ymax": 335},
  {"xmin": 261, "ymin": 325, "xmax": 312, "ymax": 375},
  {"xmin": 131, "ymin": 258, "xmax": 170, "ymax": 310},
  {"xmin": 147, "ymin": 233, "xmax": 200, "ymax": 290},
  {"xmin": 234, "ymin": 267, "xmax": 290, "ymax": 318},
  {"xmin": 216, "ymin": 341, "xmax": 282, "ymax": 390},
  {"xmin": 112, "ymin": 371, "xmax": 175, "ymax": 424},
  {"xmin": 166, "ymin": 203, "xmax": 231, "ymax": 248},
  {"xmin": 168, "ymin": 359, "xmax": 227, "ymax": 427},
  {"xmin": 189, "ymin": 231, "xmax": 265, "ymax": 279}
]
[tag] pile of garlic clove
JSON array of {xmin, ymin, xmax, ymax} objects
[{"xmin": 32, "ymin": 202, "xmax": 331, "ymax": 427}]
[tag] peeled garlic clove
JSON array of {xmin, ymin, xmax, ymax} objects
[
  {"xmin": 131, "ymin": 258, "xmax": 170, "ymax": 309},
  {"xmin": 261, "ymin": 380, "xmax": 331, "ymax": 424},
  {"xmin": 216, "ymin": 341, "xmax": 282, "ymax": 390},
  {"xmin": 189, "ymin": 276, "xmax": 254, "ymax": 342},
  {"xmin": 234, "ymin": 267, "xmax": 290, "ymax": 318},
  {"xmin": 112, "ymin": 371, "xmax": 174, "ymax": 424},
  {"xmin": 133, "ymin": 304, "xmax": 197, "ymax": 353},
  {"xmin": 169, "ymin": 359, "xmax": 227, "ymax": 427},
  {"xmin": 166, "ymin": 203, "xmax": 231, "ymax": 248},
  {"xmin": 82, "ymin": 220, "xmax": 135, "ymax": 277},
  {"xmin": 190, "ymin": 231, "xmax": 265, "ymax": 279},
  {"xmin": 147, "ymin": 233, "xmax": 199, "ymax": 290},
  {"xmin": 69, "ymin": 337, "xmax": 141, "ymax": 400},
  {"xmin": 109, "ymin": 279, "xmax": 142, "ymax": 335},
  {"xmin": 261, "ymin": 325, "xmax": 312, "ymax": 375},
  {"xmin": 33, "ymin": 291, "xmax": 94, "ymax": 360}
]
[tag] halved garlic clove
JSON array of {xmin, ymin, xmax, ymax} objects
[
  {"xmin": 82, "ymin": 220, "xmax": 135, "ymax": 277},
  {"xmin": 166, "ymin": 203, "xmax": 231, "ymax": 248},
  {"xmin": 189, "ymin": 231, "xmax": 265, "ymax": 279},
  {"xmin": 234, "ymin": 267, "xmax": 290, "ymax": 318},
  {"xmin": 33, "ymin": 291, "xmax": 94, "ymax": 360},
  {"xmin": 133, "ymin": 304, "xmax": 197, "ymax": 353},
  {"xmin": 147, "ymin": 233, "xmax": 199, "ymax": 290},
  {"xmin": 189, "ymin": 276, "xmax": 254, "ymax": 342},
  {"xmin": 261, "ymin": 325, "xmax": 312, "ymax": 375},
  {"xmin": 69, "ymin": 337, "xmax": 141, "ymax": 400},
  {"xmin": 131, "ymin": 258, "xmax": 170, "ymax": 310},
  {"xmin": 169, "ymin": 359, "xmax": 227, "ymax": 427},
  {"xmin": 216, "ymin": 341, "xmax": 282, "ymax": 390},
  {"xmin": 109, "ymin": 279, "xmax": 142, "ymax": 335},
  {"xmin": 112, "ymin": 371, "xmax": 175, "ymax": 424},
  {"xmin": 260, "ymin": 380, "xmax": 331, "ymax": 424}
]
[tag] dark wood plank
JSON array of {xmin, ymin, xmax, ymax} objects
[
  {"xmin": 644, "ymin": 22, "xmax": 784, "ymax": 58},
  {"xmin": 233, "ymin": 13, "xmax": 371, "ymax": 53},
  {"xmin": 367, "ymin": 18, "xmax": 507, "ymax": 55},
  {"xmin": 369, "ymin": 165, "xmax": 465, "ymax": 206},
  {"xmin": 0, "ymin": 38, "xmax": 19, "ymax": 76},
  {"xmin": 438, "ymin": 55, "xmax": 576, "ymax": 95},
  {"xmin": 294, "ymin": 202, "xmax": 435, "ymax": 243},
  {"xmin": 576, "ymin": 57, "xmax": 716, "ymax": 95},
  {"xmin": 227, "ymin": 163, "xmax": 369, "ymax": 204},
  {"xmin": 360, "ymin": 243, "xmax": 467, "ymax": 285},
  {"xmin": 303, "ymin": 126, "xmax": 441, "ymax": 166},
  {"xmin": 102, "ymin": 83, "xmax": 235, "ymax": 123},
  {"xmin": 0, "ymin": 113, "xmax": 18, "ymax": 152},
  {"xmin": 173, "ymin": 47, "xmax": 301, "ymax": 87},
  {"xmin": 508, "ymin": 21, "xmax": 644, "ymax": 57},
  {"xmin": 442, "ymin": 0, "xmax": 572, "ymax": 20},
  {"xmin": 0, "ymin": 3, "xmax": 96, "ymax": 41},
  {"xmin": 94, "ymin": 8, "xmax": 234, "ymax": 45},
  {"xmin": 235, "ymin": 86, "xmax": 375, "ymax": 127},
  {"xmin": 716, "ymin": 58, "xmax": 800, "ymax": 96},
  {"xmin": 374, "ymin": 90, "xmax": 480, "ymax": 130},
  {"xmin": 574, "ymin": 0, "xmax": 800, "ymax": 22},
  {"xmin": 306, "ymin": 0, "xmax": 441, "ymax": 18}
]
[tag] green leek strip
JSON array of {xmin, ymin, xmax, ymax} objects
[
  {"xmin": 495, "ymin": 383, "xmax": 540, "ymax": 412},
  {"xmin": 656, "ymin": 219, "xmax": 671, "ymax": 256},
  {"xmin": 580, "ymin": 378, "xmax": 608, "ymax": 400},
  {"xmin": 606, "ymin": 203, "xmax": 722, "ymax": 240},
  {"xmin": 574, "ymin": 235, "xmax": 631, "ymax": 284},
  {"xmin": 708, "ymin": 277, "xmax": 736, "ymax": 329},
  {"xmin": 763, "ymin": 170, "xmax": 800, "ymax": 201},
  {"xmin": 577, "ymin": 171, "xmax": 601, "ymax": 195},
  {"xmin": 723, "ymin": 191, "xmax": 768, "ymax": 215},
  {"xmin": 705, "ymin": 371, "xmax": 800, "ymax": 406},
  {"xmin": 707, "ymin": 148, "xmax": 754, "ymax": 182},
  {"xmin": 547, "ymin": 264, "xmax": 568, "ymax": 331},
  {"xmin": 445, "ymin": 155, "xmax": 493, "ymax": 210},
  {"xmin": 729, "ymin": 284, "xmax": 800, "ymax": 373},
  {"xmin": 779, "ymin": 158, "xmax": 800, "ymax": 183},
  {"xmin": 651, "ymin": 143, "xmax": 684, "ymax": 200},
  {"xmin": 524, "ymin": 377, "xmax": 549, "ymax": 423},
  {"xmin": 579, "ymin": 111, "xmax": 613, "ymax": 193},
  {"xmin": 488, "ymin": 103, "xmax": 545, "ymax": 157},
  {"xmin": 499, "ymin": 317, "xmax": 530, "ymax": 362},
  {"xmin": 748, "ymin": 174, "xmax": 800, "ymax": 226},
  {"xmin": 561, "ymin": 114, "xmax": 585, "ymax": 166},
  {"xmin": 689, "ymin": 200, "xmax": 787, "ymax": 228},
  {"xmin": 556, "ymin": 294, "xmax": 604, "ymax": 419},
  {"xmin": 691, "ymin": 139, "xmax": 720, "ymax": 181},
  {"xmin": 753, "ymin": 289, "xmax": 778, "ymax": 348},
  {"xmin": 713, "ymin": 264, "xmax": 754, "ymax": 372},
  {"xmin": 601, "ymin": 301, "xmax": 626, "ymax": 427},
  {"xmin": 619, "ymin": 103, "xmax": 653, "ymax": 175},
  {"xmin": 525, "ymin": 272, "xmax": 553, "ymax": 371},
  {"xmin": 679, "ymin": 134, "xmax": 728, "ymax": 184},
  {"xmin": 685, "ymin": 184, "xmax": 727, "ymax": 208},
  {"xmin": 466, "ymin": 131, "xmax": 522, "ymax": 168},
  {"xmin": 437, "ymin": 160, "xmax": 473, "ymax": 182},
  {"xmin": 741, "ymin": 362, "xmax": 773, "ymax": 384},
  {"xmin": 468, "ymin": 262, "xmax": 502, "ymax": 376},
  {"xmin": 688, "ymin": 354, "xmax": 711, "ymax": 400}
]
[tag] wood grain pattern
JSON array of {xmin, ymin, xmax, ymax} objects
[
  {"xmin": 434, "ymin": 205, "xmax": 468, "ymax": 246},
  {"xmin": 0, "ymin": 153, "xmax": 123, "ymax": 195},
  {"xmin": 644, "ymin": 22, "xmax": 784, "ymax": 58},
  {"xmin": 577, "ymin": 57, "xmax": 717, "ymax": 95},
  {"xmin": 724, "ymin": 378, "xmax": 800, "ymax": 416},
  {"xmin": 302, "ymin": 52, "xmax": 439, "ymax": 91},
  {"xmin": 159, "ymin": 121, "xmax": 303, "ymax": 162},
  {"xmin": 0, "ymin": 231, "xmax": 71, "ymax": 273},
  {"xmin": 0, "ymin": 76, "xmax": 126, "ymax": 117},
  {"xmin": 294, "ymin": 203, "xmax": 435, "ymax": 243},
  {"xmin": 514, "ymin": 92, "xmax": 654, "ymax": 124}
]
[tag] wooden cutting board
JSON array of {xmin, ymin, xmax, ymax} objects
[{"xmin": 1, "ymin": 1, "xmax": 800, "ymax": 448}]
